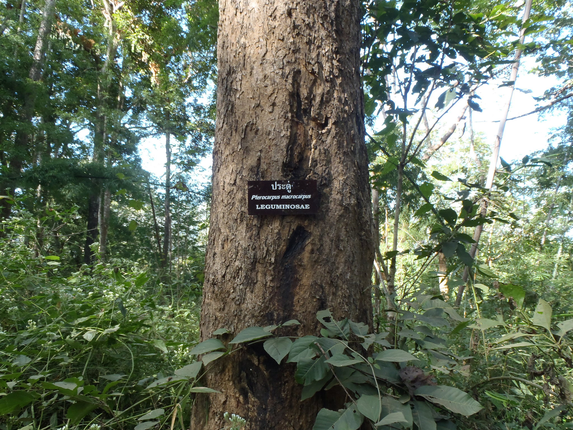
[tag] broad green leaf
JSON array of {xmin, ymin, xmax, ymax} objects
[
  {"xmin": 128, "ymin": 220, "xmax": 138, "ymax": 232},
  {"xmin": 381, "ymin": 396, "xmax": 413, "ymax": 427},
  {"xmin": 375, "ymin": 411, "xmax": 407, "ymax": 427},
  {"xmin": 134, "ymin": 421, "xmax": 159, "ymax": 430},
  {"xmin": 264, "ymin": 337, "xmax": 292, "ymax": 365},
  {"xmin": 534, "ymin": 405, "xmax": 566, "ymax": 429},
  {"xmin": 288, "ymin": 336, "xmax": 318, "ymax": 363},
  {"xmin": 441, "ymin": 241, "xmax": 457, "ymax": 258},
  {"xmin": 146, "ymin": 375, "xmax": 186, "ymax": 389},
  {"xmin": 301, "ymin": 377, "xmax": 331, "ymax": 401},
  {"xmin": 229, "ymin": 327, "xmax": 272, "ymax": 344},
  {"xmin": 438, "ymin": 209, "xmax": 457, "ymax": 226},
  {"xmin": 415, "ymin": 385, "xmax": 483, "ymax": 416},
  {"xmin": 134, "ymin": 273, "xmax": 148, "ymax": 287},
  {"xmin": 54, "ymin": 381, "xmax": 78, "ymax": 391},
  {"xmin": 0, "ymin": 391, "xmax": 38, "ymax": 414},
  {"xmin": 376, "ymin": 350, "xmax": 419, "ymax": 363},
  {"xmin": 313, "ymin": 409, "xmax": 342, "ymax": 430},
  {"xmin": 128, "ymin": 200, "xmax": 144, "ymax": 210},
  {"xmin": 83, "ymin": 330, "xmax": 97, "ymax": 342},
  {"xmin": 415, "ymin": 203, "xmax": 433, "ymax": 217},
  {"xmin": 212, "ymin": 327, "xmax": 230, "ymax": 335},
  {"xmin": 174, "ymin": 362, "xmax": 202, "ymax": 379},
  {"xmin": 499, "ymin": 284, "xmax": 525, "ymax": 309},
  {"xmin": 356, "ymin": 394, "xmax": 381, "ymax": 422},
  {"xmin": 326, "ymin": 354, "xmax": 363, "ymax": 367},
  {"xmin": 151, "ymin": 339, "xmax": 167, "ymax": 353},
  {"xmin": 412, "ymin": 400, "xmax": 437, "ymax": 430},
  {"xmin": 312, "ymin": 406, "xmax": 363, "ymax": 430},
  {"xmin": 431, "ymin": 171, "xmax": 452, "ymax": 181},
  {"xmin": 379, "ymin": 157, "xmax": 399, "ymax": 177},
  {"xmin": 556, "ymin": 319, "xmax": 573, "ymax": 337},
  {"xmin": 12, "ymin": 355, "xmax": 31, "ymax": 367},
  {"xmin": 532, "ymin": 299, "xmax": 552, "ymax": 332},
  {"xmin": 202, "ymin": 351, "xmax": 226, "ymax": 366},
  {"xmin": 138, "ymin": 408, "xmax": 165, "ymax": 421},
  {"xmin": 45, "ymin": 255, "xmax": 60, "ymax": 261},
  {"xmin": 100, "ymin": 374, "xmax": 125, "ymax": 381},
  {"xmin": 419, "ymin": 182, "xmax": 434, "ymax": 199},
  {"xmin": 189, "ymin": 387, "xmax": 221, "ymax": 394},
  {"xmin": 282, "ymin": 319, "xmax": 300, "ymax": 327},
  {"xmin": 469, "ymin": 318, "xmax": 503, "ymax": 331},
  {"xmin": 295, "ymin": 356, "xmax": 329, "ymax": 386},
  {"xmin": 190, "ymin": 339, "xmax": 226, "ymax": 355}
]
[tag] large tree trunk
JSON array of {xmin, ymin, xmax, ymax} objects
[{"xmin": 192, "ymin": 1, "xmax": 374, "ymax": 429}]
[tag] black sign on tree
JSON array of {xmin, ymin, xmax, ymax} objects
[{"xmin": 248, "ymin": 180, "xmax": 318, "ymax": 215}]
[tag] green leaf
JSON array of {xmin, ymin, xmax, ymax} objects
[
  {"xmin": 456, "ymin": 244, "xmax": 473, "ymax": 266},
  {"xmin": 415, "ymin": 385, "xmax": 483, "ymax": 416},
  {"xmin": 312, "ymin": 406, "xmax": 364, "ymax": 430},
  {"xmin": 134, "ymin": 421, "xmax": 159, "ymax": 430},
  {"xmin": 419, "ymin": 182, "xmax": 434, "ymax": 199},
  {"xmin": 431, "ymin": 171, "xmax": 451, "ymax": 181},
  {"xmin": 44, "ymin": 255, "xmax": 60, "ymax": 261},
  {"xmin": 376, "ymin": 350, "xmax": 419, "ymax": 363},
  {"xmin": 441, "ymin": 241, "xmax": 457, "ymax": 258},
  {"xmin": 264, "ymin": 337, "xmax": 292, "ymax": 365},
  {"xmin": 146, "ymin": 375, "xmax": 187, "ymax": 389},
  {"xmin": 0, "ymin": 391, "xmax": 38, "ymax": 415},
  {"xmin": 326, "ymin": 354, "xmax": 363, "ymax": 367},
  {"xmin": 313, "ymin": 409, "xmax": 342, "ymax": 430},
  {"xmin": 532, "ymin": 299, "xmax": 552, "ymax": 332},
  {"xmin": 499, "ymin": 284, "xmax": 525, "ymax": 309},
  {"xmin": 439, "ymin": 209, "xmax": 457, "ymax": 226},
  {"xmin": 415, "ymin": 203, "xmax": 433, "ymax": 217},
  {"xmin": 12, "ymin": 355, "xmax": 32, "ymax": 367},
  {"xmin": 301, "ymin": 377, "xmax": 331, "ymax": 401},
  {"xmin": 295, "ymin": 356, "xmax": 329, "ymax": 386},
  {"xmin": 379, "ymin": 157, "xmax": 399, "ymax": 177},
  {"xmin": 128, "ymin": 220, "xmax": 138, "ymax": 232},
  {"xmin": 138, "ymin": 408, "xmax": 165, "ymax": 421},
  {"xmin": 288, "ymin": 336, "xmax": 319, "ymax": 363},
  {"xmin": 212, "ymin": 327, "xmax": 230, "ymax": 336},
  {"xmin": 375, "ymin": 411, "xmax": 408, "ymax": 427},
  {"xmin": 202, "ymin": 351, "xmax": 226, "ymax": 366},
  {"xmin": 129, "ymin": 200, "xmax": 144, "ymax": 210},
  {"xmin": 556, "ymin": 319, "xmax": 573, "ymax": 337},
  {"xmin": 412, "ymin": 400, "xmax": 437, "ymax": 430},
  {"xmin": 151, "ymin": 339, "xmax": 168, "ymax": 354},
  {"xmin": 174, "ymin": 362, "xmax": 202, "ymax": 379},
  {"xmin": 282, "ymin": 319, "xmax": 301, "ymax": 327},
  {"xmin": 189, "ymin": 387, "xmax": 221, "ymax": 394},
  {"xmin": 356, "ymin": 394, "xmax": 381, "ymax": 422},
  {"xmin": 229, "ymin": 326, "xmax": 273, "ymax": 344},
  {"xmin": 534, "ymin": 405, "xmax": 566, "ymax": 429},
  {"xmin": 190, "ymin": 339, "xmax": 226, "ymax": 355},
  {"xmin": 470, "ymin": 318, "xmax": 503, "ymax": 330}
]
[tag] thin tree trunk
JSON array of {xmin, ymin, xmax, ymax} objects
[
  {"xmin": 455, "ymin": 0, "xmax": 533, "ymax": 306},
  {"xmin": 148, "ymin": 182, "xmax": 163, "ymax": 261},
  {"xmin": 99, "ymin": 188, "xmax": 112, "ymax": 260},
  {"xmin": 84, "ymin": 0, "xmax": 120, "ymax": 264},
  {"xmin": 192, "ymin": 1, "xmax": 373, "ymax": 429},
  {"xmin": 163, "ymin": 131, "xmax": 172, "ymax": 270}
]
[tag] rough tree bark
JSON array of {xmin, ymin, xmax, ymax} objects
[{"xmin": 192, "ymin": 1, "xmax": 374, "ymax": 429}]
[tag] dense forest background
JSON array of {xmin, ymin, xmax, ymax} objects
[{"xmin": 1, "ymin": 0, "xmax": 573, "ymax": 428}]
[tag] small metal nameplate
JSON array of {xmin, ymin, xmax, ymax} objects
[{"xmin": 248, "ymin": 180, "xmax": 318, "ymax": 215}]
